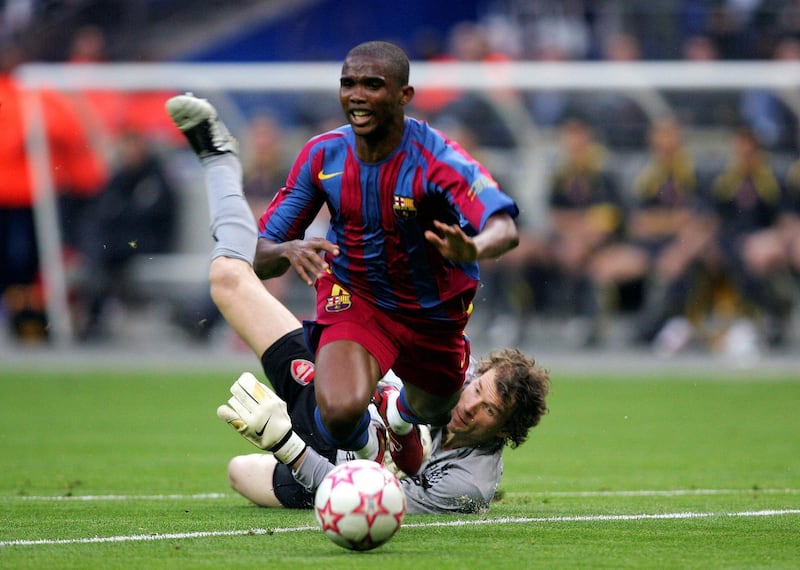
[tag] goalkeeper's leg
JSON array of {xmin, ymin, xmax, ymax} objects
[{"xmin": 166, "ymin": 93, "xmax": 255, "ymax": 265}]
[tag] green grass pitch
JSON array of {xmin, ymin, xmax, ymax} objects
[{"xmin": 1, "ymin": 364, "xmax": 798, "ymax": 569}]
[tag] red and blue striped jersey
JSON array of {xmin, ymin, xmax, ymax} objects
[{"xmin": 258, "ymin": 117, "xmax": 518, "ymax": 319}]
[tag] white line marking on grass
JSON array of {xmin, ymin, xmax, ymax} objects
[
  {"xmin": 2, "ymin": 509, "xmax": 799, "ymax": 548},
  {"xmin": 6, "ymin": 488, "xmax": 798, "ymax": 502},
  {"xmin": 506, "ymin": 488, "xmax": 800, "ymax": 498},
  {"xmin": 402, "ymin": 509, "xmax": 800, "ymax": 528},
  {"xmin": 10, "ymin": 493, "xmax": 230, "ymax": 502}
]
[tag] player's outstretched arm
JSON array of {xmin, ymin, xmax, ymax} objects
[
  {"xmin": 424, "ymin": 213, "xmax": 519, "ymax": 263},
  {"xmin": 254, "ymin": 237, "xmax": 340, "ymax": 285},
  {"xmin": 217, "ymin": 372, "xmax": 308, "ymax": 465}
]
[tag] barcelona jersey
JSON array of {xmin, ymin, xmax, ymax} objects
[{"xmin": 258, "ymin": 117, "xmax": 518, "ymax": 320}]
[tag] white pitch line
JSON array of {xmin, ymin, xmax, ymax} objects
[
  {"xmin": 506, "ymin": 488, "xmax": 800, "ymax": 498},
  {"xmin": 9, "ymin": 492, "xmax": 230, "ymax": 502},
  {"xmin": 6, "ymin": 488, "xmax": 799, "ymax": 502},
  {"xmin": 2, "ymin": 509, "xmax": 799, "ymax": 548}
]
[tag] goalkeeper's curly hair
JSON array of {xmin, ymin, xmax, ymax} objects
[{"xmin": 476, "ymin": 348, "xmax": 550, "ymax": 449}]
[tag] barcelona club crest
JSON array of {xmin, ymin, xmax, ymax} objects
[
  {"xmin": 392, "ymin": 195, "xmax": 417, "ymax": 219},
  {"xmin": 325, "ymin": 284, "xmax": 352, "ymax": 312}
]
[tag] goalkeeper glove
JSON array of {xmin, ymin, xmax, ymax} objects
[{"xmin": 216, "ymin": 372, "xmax": 307, "ymax": 465}]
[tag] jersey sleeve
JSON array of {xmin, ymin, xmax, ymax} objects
[{"xmin": 427, "ymin": 133, "xmax": 519, "ymax": 236}]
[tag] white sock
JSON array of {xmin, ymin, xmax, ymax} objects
[
  {"xmin": 386, "ymin": 390, "xmax": 413, "ymax": 436},
  {"xmin": 355, "ymin": 422, "xmax": 382, "ymax": 462}
]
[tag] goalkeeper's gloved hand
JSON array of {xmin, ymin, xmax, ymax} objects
[{"xmin": 216, "ymin": 372, "xmax": 307, "ymax": 465}]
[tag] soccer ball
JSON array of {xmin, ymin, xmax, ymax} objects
[{"xmin": 314, "ymin": 459, "xmax": 406, "ymax": 551}]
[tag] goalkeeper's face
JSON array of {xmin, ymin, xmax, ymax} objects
[{"xmin": 446, "ymin": 369, "xmax": 510, "ymax": 446}]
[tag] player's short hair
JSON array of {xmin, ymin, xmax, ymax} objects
[
  {"xmin": 477, "ymin": 348, "xmax": 550, "ymax": 449},
  {"xmin": 345, "ymin": 41, "xmax": 410, "ymax": 86}
]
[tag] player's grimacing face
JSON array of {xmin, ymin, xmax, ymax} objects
[
  {"xmin": 339, "ymin": 56, "xmax": 408, "ymax": 137},
  {"xmin": 447, "ymin": 369, "xmax": 510, "ymax": 444}
]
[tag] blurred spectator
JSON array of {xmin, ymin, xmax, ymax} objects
[
  {"xmin": 666, "ymin": 35, "xmax": 740, "ymax": 128},
  {"xmin": 705, "ymin": 0, "xmax": 776, "ymax": 60},
  {"xmin": 68, "ymin": 23, "xmax": 107, "ymax": 63},
  {"xmin": 525, "ymin": 40, "xmax": 575, "ymax": 128},
  {"xmin": 739, "ymin": 37, "xmax": 800, "ymax": 152},
  {"xmin": 410, "ymin": 20, "xmax": 518, "ymax": 149},
  {"xmin": 241, "ymin": 113, "xmax": 291, "ymax": 217},
  {"xmin": 65, "ymin": 25, "xmax": 184, "ymax": 149},
  {"xmin": 782, "ymin": 155, "xmax": 800, "ymax": 283},
  {"xmin": 776, "ymin": 0, "xmax": 800, "ymax": 40},
  {"xmin": 411, "ymin": 20, "xmax": 508, "ymax": 116},
  {"xmin": 0, "ymin": 41, "xmax": 106, "ymax": 344},
  {"xmin": 625, "ymin": 118, "xmax": 717, "ymax": 351},
  {"xmin": 61, "ymin": 25, "xmax": 183, "ymax": 256},
  {"xmin": 705, "ymin": 126, "xmax": 794, "ymax": 350},
  {"xmin": 580, "ymin": 32, "xmax": 649, "ymax": 148},
  {"xmin": 1, "ymin": 1, "xmax": 34, "ymax": 40},
  {"xmin": 542, "ymin": 116, "xmax": 627, "ymax": 346},
  {"xmin": 74, "ymin": 130, "xmax": 177, "ymax": 341},
  {"xmin": 58, "ymin": 25, "xmax": 115, "ymax": 252},
  {"xmin": 240, "ymin": 113, "xmax": 296, "ymax": 304}
]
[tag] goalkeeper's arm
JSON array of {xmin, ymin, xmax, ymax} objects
[
  {"xmin": 218, "ymin": 373, "xmax": 337, "ymax": 493},
  {"xmin": 217, "ymin": 372, "xmax": 307, "ymax": 465}
]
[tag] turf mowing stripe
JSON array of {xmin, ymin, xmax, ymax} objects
[
  {"xmin": 5, "ymin": 488, "xmax": 798, "ymax": 502},
  {"xmin": 2, "ymin": 509, "xmax": 799, "ymax": 547}
]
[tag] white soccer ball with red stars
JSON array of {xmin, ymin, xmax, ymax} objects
[{"xmin": 314, "ymin": 459, "xmax": 406, "ymax": 551}]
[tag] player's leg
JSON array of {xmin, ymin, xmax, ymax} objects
[
  {"xmin": 227, "ymin": 454, "xmax": 284, "ymax": 507},
  {"xmin": 313, "ymin": 337, "xmax": 385, "ymax": 462},
  {"xmin": 394, "ymin": 322, "xmax": 471, "ymax": 426},
  {"xmin": 167, "ymin": 94, "xmax": 301, "ymax": 354},
  {"xmin": 259, "ymin": 329, "xmax": 337, "ymax": 461},
  {"xmin": 227, "ymin": 453, "xmax": 322, "ymax": 509},
  {"xmin": 210, "ymin": 256, "xmax": 300, "ymax": 357},
  {"xmin": 379, "ymin": 325, "xmax": 470, "ymax": 474},
  {"xmin": 372, "ymin": 380, "xmax": 449, "ymax": 476},
  {"xmin": 306, "ymin": 275, "xmax": 395, "ymax": 463},
  {"xmin": 165, "ymin": 93, "xmax": 255, "ymax": 266},
  {"xmin": 395, "ymin": 383, "xmax": 461, "ymax": 427}
]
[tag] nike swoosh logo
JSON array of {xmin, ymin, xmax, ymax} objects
[
  {"xmin": 255, "ymin": 418, "xmax": 271, "ymax": 437},
  {"xmin": 318, "ymin": 169, "xmax": 343, "ymax": 180}
]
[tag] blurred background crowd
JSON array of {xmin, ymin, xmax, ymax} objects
[{"xmin": 2, "ymin": 0, "xmax": 800, "ymax": 364}]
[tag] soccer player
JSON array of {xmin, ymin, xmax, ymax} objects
[
  {"xmin": 221, "ymin": 345, "xmax": 550, "ymax": 515},
  {"xmin": 165, "ymin": 91, "xmax": 549, "ymax": 515},
  {"xmin": 252, "ymin": 41, "xmax": 520, "ymax": 476}
]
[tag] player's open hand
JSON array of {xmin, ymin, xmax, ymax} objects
[
  {"xmin": 424, "ymin": 220, "xmax": 478, "ymax": 263},
  {"xmin": 284, "ymin": 237, "xmax": 340, "ymax": 285}
]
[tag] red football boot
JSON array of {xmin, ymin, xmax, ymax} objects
[{"xmin": 372, "ymin": 384, "xmax": 424, "ymax": 476}]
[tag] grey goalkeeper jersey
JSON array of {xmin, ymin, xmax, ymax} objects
[
  {"xmin": 335, "ymin": 363, "xmax": 503, "ymax": 514},
  {"xmin": 335, "ymin": 422, "xmax": 504, "ymax": 515},
  {"xmin": 399, "ymin": 427, "xmax": 503, "ymax": 514}
]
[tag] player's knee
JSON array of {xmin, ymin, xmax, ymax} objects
[
  {"xmin": 209, "ymin": 257, "xmax": 238, "ymax": 291},
  {"xmin": 407, "ymin": 392, "xmax": 459, "ymax": 427},
  {"xmin": 227, "ymin": 454, "xmax": 282, "ymax": 508},
  {"xmin": 209, "ymin": 257, "xmax": 248, "ymax": 303},
  {"xmin": 317, "ymin": 398, "xmax": 368, "ymax": 441},
  {"xmin": 226, "ymin": 454, "xmax": 251, "ymax": 493}
]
